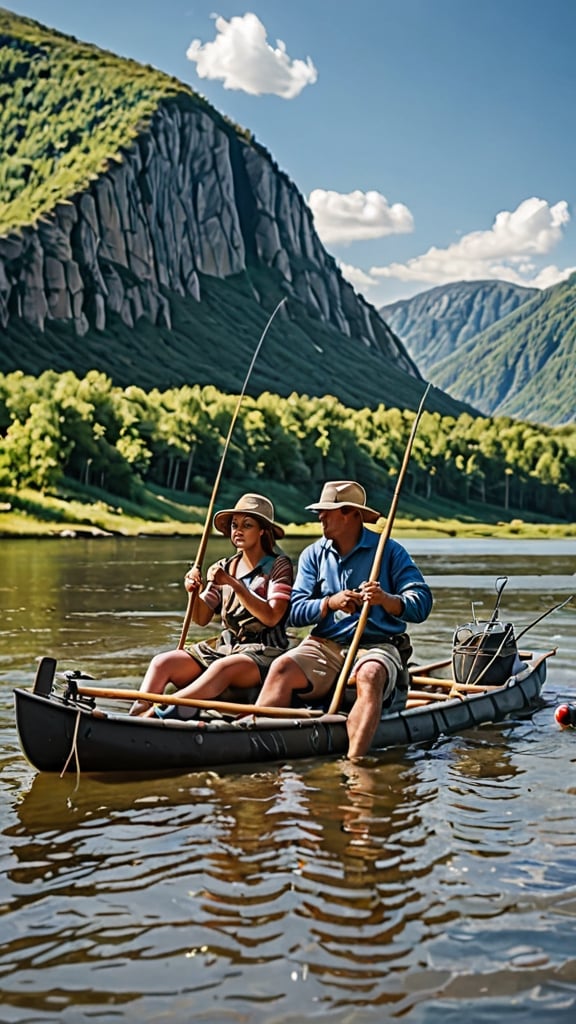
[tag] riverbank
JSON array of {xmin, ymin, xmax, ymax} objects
[{"xmin": 1, "ymin": 485, "xmax": 573, "ymax": 540}]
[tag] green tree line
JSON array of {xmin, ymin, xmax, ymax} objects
[{"xmin": 1, "ymin": 370, "xmax": 575, "ymax": 522}]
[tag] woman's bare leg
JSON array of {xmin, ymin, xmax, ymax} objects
[
  {"xmin": 129, "ymin": 648, "xmax": 201, "ymax": 715},
  {"xmin": 173, "ymin": 654, "xmax": 260, "ymax": 702}
]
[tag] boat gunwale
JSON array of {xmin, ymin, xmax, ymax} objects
[{"xmin": 14, "ymin": 653, "xmax": 548, "ymax": 731}]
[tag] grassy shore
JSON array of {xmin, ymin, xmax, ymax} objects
[{"xmin": 1, "ymin": 483, "xmax": 573, "ymax": 540}]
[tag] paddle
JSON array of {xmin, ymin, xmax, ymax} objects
[
  {"xmin": 75, "ymin": 684, "xmax": 325, "ymax": 720},
  {"xmin": 177, "ymin": 296, "xmax": 286, "ymax": 649},
  {"xmin": 408, "ymin": 657, "xmax": 451, "ymax": 676},
  {"xmin": 327, "ymin": 382, "xmax": 431, "ymax": 715}
]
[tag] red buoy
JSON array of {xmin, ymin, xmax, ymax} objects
[{"xmin": 555, "ymin": 704, "xmax": 576, "ymax": 727}]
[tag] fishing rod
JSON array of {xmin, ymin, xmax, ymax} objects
[
  {"xmin": 327, "ymin": 381, "xmax": 431, "ymax": 715},
  {"xmin": 515, "ymin": 594, "xmax": 573, "ymax": 644},
  {"xmin": 177, "ymin": 296, "xmax": 286, "ymax": 649}
]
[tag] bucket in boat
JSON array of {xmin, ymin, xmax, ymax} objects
[{"xmin": 452, "ymin": 621, "xmax": 517, "ymax": 685}]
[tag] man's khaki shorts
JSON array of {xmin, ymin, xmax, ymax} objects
[{"xmin": 286, "ymin": 635, "xmax": 403, "ymax": 701}]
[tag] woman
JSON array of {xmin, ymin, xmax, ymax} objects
[{"xmin": 130, "ymin": 494, "xmax": 293, "ymax": 716}]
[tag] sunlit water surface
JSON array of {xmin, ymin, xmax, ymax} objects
[{"xmin": 1, "ymin": 536, "xmax": 575, "ymax": 1023}]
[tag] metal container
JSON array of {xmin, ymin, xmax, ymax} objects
[{"xmin": 452, "ymin": 621, "xmax": 517, "ymax": 685}]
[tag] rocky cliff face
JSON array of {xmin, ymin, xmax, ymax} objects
[{"xmin": 0, "ymin": 101, "xmax": 417, "ymax": 377}]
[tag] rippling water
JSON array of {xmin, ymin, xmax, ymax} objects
[{"xmin": 1, "ymin": 537, "xmax": 575, "ymax": 1023}]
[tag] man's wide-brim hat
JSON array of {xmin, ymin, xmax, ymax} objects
[
  {"xmin": 306, "ymin": 480, "xmax": 380, "ymax": 523},
  {"xmin": 213, "ymin": 493, "xmax": 285, "ymax": 538}
]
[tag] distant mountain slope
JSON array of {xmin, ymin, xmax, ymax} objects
[
  {"xmin": 380, "ymin": 280, "xmax": 537, "ymax": 374},
  {"xmin": 0, "ymin": 9, "xmax": 473, "ymax": 420},
  {"xmin": 430, "ymin": 273, "xmax": 576, "ymax": 424}
]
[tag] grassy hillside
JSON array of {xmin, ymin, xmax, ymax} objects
[
  {"xmin": 0, "ymin": 7, "xmax": 247, "ymax": 232},
  {"xmin": 2, "ymin": 477, "xmax": 573, "ymax": 540}
]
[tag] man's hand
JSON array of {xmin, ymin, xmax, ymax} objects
[
  {"xmin": 359, "ymin": 581, "xmax": 404, "ymax": 617},
  {"xmin": 358, "ymin": 580, "xmax": 386, "ymax": 606},
  {"xmin": 327, "ymin": 589, "xmax": 363, "ymax": 615}
]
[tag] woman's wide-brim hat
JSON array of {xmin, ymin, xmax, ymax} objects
[
  {"xmin": 306, "ymin": 480, "xmax": 380, "ymax": 523},
  {"xmin": 213, "ymin": 493, "xmax": 285, "ymax": 538}
]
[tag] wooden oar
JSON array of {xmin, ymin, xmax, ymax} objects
[
  {"xmin": 76, "ymin": 684, "xmax": 323, "ymax": 720},
  {"xmin": 410, "ymin": 674, "xmax": 502, "ymax": 691},
  {"xmin": 76, "ymin": 651, "xmax": 554, "ymax": 720},
  {"xmin": 327, "ymin": 382, "xmax": 431, "ymax": 715},
  {"xmin": 177, "ymin": 296, "xmax": 286, "ymax": 649},
  {"xmin": 407, "ymin": 685, "xmax": 502, "ymax": 702},
  {"xmin": 409, "ymin": 658, "xmax": 451, "ymax": 676},
  {"xmin": 407, "ymin": 688, "xmax": 455, "ymax": 702}
]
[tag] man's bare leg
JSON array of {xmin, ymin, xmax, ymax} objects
[
  {"xmin": 345, "ymin": 661, "xmax": 386, "ymax": 759},
  {"xmin": 257, "ymin": 654, "xmax": 308, "ymax": 707}
]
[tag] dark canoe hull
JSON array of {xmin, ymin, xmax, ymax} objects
[{"xmin": 13, "ymin": 655, "xmax": 550, "ymax": 775}]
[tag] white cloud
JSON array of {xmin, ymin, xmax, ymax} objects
[
  {"xmin": 186, "ymin": 13, "xmax": 317, "ymax": 98},
  {"xmin": 338, "ymin": 261, "xmax": 377, "ymax": 291},
  {"xmin": 368, "ymin": 197, "xmax": 572, "ymax": 289},
  {"xmin": 309, "ymin": 188, "xmax": 414, "ymax": 245},
  {"xmin": 529, "ymin": 264, "xmax": 576, "ymax": 289}
]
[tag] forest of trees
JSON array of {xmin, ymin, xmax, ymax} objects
[{"xmin": 1, "ymin": 369, "xmax": 575, "ymax": 522}]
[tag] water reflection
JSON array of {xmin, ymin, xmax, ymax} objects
[{"xmin": 5, "ymin": 757, "xmax": 444, "ymax": 1016}]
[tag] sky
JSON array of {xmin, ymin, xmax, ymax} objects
[{"xmin": 5, "ymin": 0, "xmax": 576, "ymax": 305}]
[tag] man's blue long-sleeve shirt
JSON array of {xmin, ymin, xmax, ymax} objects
[{"xmin": 288, "ymin": 527, "xmax": 433, "ymax": 642}]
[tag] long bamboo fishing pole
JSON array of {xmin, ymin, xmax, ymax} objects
[
  {"xmin": 327, "ymin": 381, "xmax": 431, "ymax": 715},
  {"xmin": 177, "ymin": 296, "xmax": 286, "ymax": 649}
]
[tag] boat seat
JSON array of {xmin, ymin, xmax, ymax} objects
[{"xmin": 33, "ymin": 657, "xmax": 57, "ymax": 695}]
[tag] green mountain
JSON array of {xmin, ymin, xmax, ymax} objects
[
  {"xmin": 0, "ymin": 8, "xmax": 472, "ymax": 420},
  {"xmin": 430, "ymin": 274, "xmax": 576, "ymax": 424},
  {"xmin": 381, "ymin": 278, "xmax": 576, "ymax": 425},
  {"xmin": 380, "ymin": 280, "xmax": 537, "ymax": 375}
]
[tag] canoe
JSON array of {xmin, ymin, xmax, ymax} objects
[{"xmin": 13, "ymin": 650, "xmax": 554, "ymax": 775}]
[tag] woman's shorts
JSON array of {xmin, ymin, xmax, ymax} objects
[
  {"xmin": 286, "ymin": 635, "xmax": 404, "ymax": 703},
  {"xmin": 186, "ymin": 638, "xmax": 285, "ymax": 683}
]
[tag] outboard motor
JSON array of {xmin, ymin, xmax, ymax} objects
[{"xmin": 452, "ymin": 576, "xmax": 518, "ymax": 686}]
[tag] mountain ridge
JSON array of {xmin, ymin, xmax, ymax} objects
[
  {"xmin": 380, "ymin": 278, "xmax": 575, "ymax": 424},
  {"xmin": 430, "ymin": 274, "xmax": 576, "ymax": 424},
  {"xmin": 380, "ymin": 280, "xmax": 537, "ymax": 373}
]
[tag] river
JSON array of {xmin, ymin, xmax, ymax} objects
[{"xmin": 1, "ymin": 536, "xmax": 575, "ymax": 1023}]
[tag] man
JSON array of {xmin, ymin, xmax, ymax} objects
[{"xmin": 257, "ymin": 481, "xmax": 433, "ymax": 759}]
